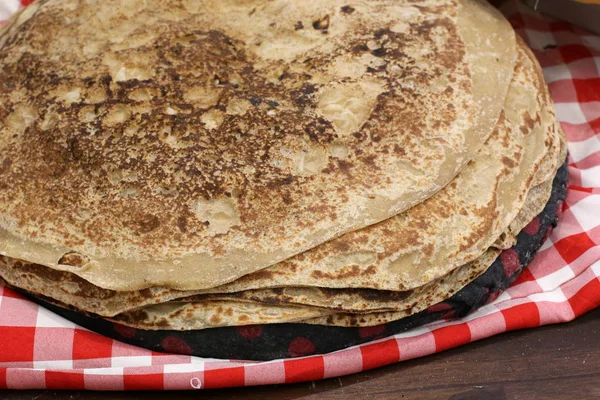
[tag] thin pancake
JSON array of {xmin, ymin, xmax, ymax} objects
[
  {"xmin": 0, "ymin": 39, "xmax": 549, "ymax": 317},
  {"xmin": 0, "ymin": 0, "xmax": 515, "ymax": 291},
  {"xmin": 108, "ymin": 163, "xmax": 562, "ymax": 331},
  {"xmin": 183, "ymin": 39, "xmax": 556, "ymax": 293},
  {"xmin": 0, "ymin": 141, "xmax": 562, "ymax": 329},
  {"xmin": 128, "ymin": 151, "xmax": 562, "ymax": 317},
  {"xmin": 4, "ymin": 149, "xmax": 564, "ymax": 330}
]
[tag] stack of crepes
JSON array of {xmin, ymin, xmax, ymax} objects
[{"xmin": 0, "ymin": 0, "xmax": 566, "ymax": 336}]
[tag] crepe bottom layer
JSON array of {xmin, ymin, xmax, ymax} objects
[{"xmin": 25, "ymin": 162, "xmax": 569, "ymax": 361}]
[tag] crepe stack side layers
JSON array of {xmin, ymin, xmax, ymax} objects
[
  {"xmin": 0, "ymin": 0, "xmax": 568, "ymax": 337},
  {"xmin": 0, "ymin": 36, "xmax": 565, "ymax": 326},
  {"xmin": 7, "ymin": 161, "xmax": 560, "ymax": 331},
  {"xmin": 107, "ymin": 155, "xmax": 565, "ymax": 331},
  {"xmin": 0, "ymin": 0, "xmax": 514, "ymax": 292}
]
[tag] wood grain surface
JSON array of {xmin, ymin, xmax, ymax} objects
[{"xmin": 2, "ymin": 307, "xmax": 598, "ymax": 400}]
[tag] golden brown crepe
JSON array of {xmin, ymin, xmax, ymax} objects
[{"xmin": 0, "ymin": 0, "xmax": 515, "ymax": 291}]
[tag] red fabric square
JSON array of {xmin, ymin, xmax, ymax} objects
[
  {"xmin": 501, "ymin": 303, "xmax": 541, "ymax": 331},
  {"xmin": 550, "ymin": 20, "xmax": 575, "ymax": 33},
  {"xmin": 1, "ymin": 288, "xmax": 26, "ymax": 299},
  {"xmin": 0, "ymin": 327, "xmax": 35, "ymax": 362},
  {"xmin": 554, "ymin": 232, "xmax": 596, "ymax": 264},
  {"xmin": 433, "ymin": 323, "xmax": 471, "ymax": 353},
  {"xmin": 123, "ymin": 373, "xmax": 164, "ymax": 390},
  {"xmin": 204, "ymin": 367, "xmax": 245, "ymax": 388},
  {"xmin": 72, "ymin": 329, "xmax": 113, "ymax": 360},
  {"xmin": 549, "ymin": 80, "xmax": 578, "ymax": 103},
  {"xmin": 559, "ymin": 44, "xmax": 593, "ymax": 64},
  {"xmin": 573, "ymin": 78, "xmax": 600, "ymax": 103},
  {"xmin": 0, "ymin": 368, "xmax": 6, "ymax": 389},
  {"xmin": 284, "ymin": 356, "xmax": 324, "ymax": 384},
  {"xmin": 512, "ymin": 268, "xmax": 536, "ymax": 286},
  {"xmin": 45, "ymin": 371, "xmax": 85, "ymax": 390},
  {"xmin": 590, "ymin": 117, "xmax": 600, "ymax": 135},
  {"xmin": 568, "ymin": 278, "xmax": 600, "ymax": 317},
  {"xmin": 360, "ymin": 339, "xmax": 400, "ymax": 370}
]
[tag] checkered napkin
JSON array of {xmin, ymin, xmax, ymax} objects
[{"xmin": 0, "ymin": 0, "xmax": 599, "ymax": 390}]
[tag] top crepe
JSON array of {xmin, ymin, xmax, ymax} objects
[{"xmin": 0, "ymin": 0, "xmax": 515, "ymax": 290}]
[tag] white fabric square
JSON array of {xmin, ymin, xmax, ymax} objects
[
  {"xmin": 85, "ymin": 367, "xmax": 125, "ymax": 376},
  {"xmin": 493, "ymin": 291, "xmax": 512, "ymax": 305},
  {"xmin": 528, "ymin": 287, "xmax": 568, "ymax": 303},
  {"xmin": 525, "ymin": 29, "xmax": 556, "ymax": 51},
  {"xmin": 554, "ymin": 103, "xmax": 588, "ymax": 124},
  {"xmin": 591, "ymin": 259, "xmax": 600, "ymax": 276},
  {"xmin": 535, "ymin": 266, "xmax": 576, "ymax": 292},
  {"xmin": 543, "ymin": 64, "xmax": 572, "ymax": 83},
  {"xmin": 567, "ymin": 135, "xmax": 600, "ymax": 162},
  {"xmin": 33, "ymin": 359, "xmax": 74, "ymax": 369},
  {"xmin": 163, "ymin": 364, "xmax": 206, "ymax": 373},
  {"xmin": 580, "ymin": 166, "xmax": 600, "ymax": 188},
  {"xmin": 35, "ymin": 308, "xmax": 77, "ymax": 328},
  {"xmin": 0, "ymin": 0, "xmax": 19, "ymax": 20},
  {"xmin": 393, "ymin": 324, "xmax": 434, "ymax": 339},
  {"xmin": 111, "ymin": 356, "xmax": 152, "ymax": 368},
  {"xmin": 569, "ymin": 195, "xmax": 600, "ymax": 231}
]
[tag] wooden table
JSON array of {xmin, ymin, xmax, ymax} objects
[{"xmin": 2, "ymin": 307, "xmax": 599, "ymax": 399}]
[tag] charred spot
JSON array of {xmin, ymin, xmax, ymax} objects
[
  {"xmin": 176, "ymin": 216, "xmax": 188, "ymax": 232},
  {"xmin": 99, "ymin": 74, "xmax": 113, "ymax": 86},
  {"xmin": 155, "ymin": 319, "xmax": 170, "ymax": 328},
  {"xmin": 501, "ymin": 155, "xmax": 517, "ymax": 169},
  {"xmin": 294, "ymin": 21, "xmax": 304, "ymax": 30},
  {"xmin": 278, "ymin": 71, "xmax": 291, "ymax": 81},
  {"xmin": 137, "ymin": 214, "xmax": 161, "ymax": 233},
  {"xmin": 209, "ymin": 312, "xmax": 222, "ymax": 325},
  {"xmin": 248, "ymin": 96, "xmax": 261, "ymax": 106},
  {"xmin": 356, "ymin": 288, "xmax": 411, "ymax": 302},
  {"xmin": 371, "ymin": 47, "xmax": 385, "ymax": 57},
  {"xmin": 363, "ymin": 154, "xmax": 378, "ymax": 168},
  {"xmin": 305, "ymin": 117, "xmax": 336, "ymax": 143},
  {"xmin": 332, "ymin": 240, "xmax": 351, "ymax": 252},
  {"xmin": 67, "ymin": 137, "xmax": 84, "ymax": 160},
  {"xmin": 0, "ymin": 158, "xmax": 12, "ymax": 174},
  {"xmin": 238, "ymin": 314, "xmax": 250, "ymax": 322},
  {"xmin": 302, "ymin": 84, "xmax": 317, "ymax": 95},
  {"xmin": 393, "ymin": 144, "xmax": 406, "ymax": 156},
  {"xmin": 352, "ymin": 44, "xmax": 369, "ymax": 54},
  {"xmin": 312, "ymin": 15, "xmax": 330, "ymax": 31},
  {"xmin": 522, "ymin": 111, "xmax": 538, "ymax": 134},
  {"xmin": 374, "ymin": 28, "xmax": 391, "ymax": 39},
  {"xmin": 267, "ymin": 175, "xmax": 295, "ymax": 189},
  {"xmin": 311, "ymin": 264, "xmax": 365, "ymax": 279},
  {"xmin": 281, "ymin": 193, "xmax": 293, "ymax": 205},
  {"xmin": 81, "ymin": 77, "xmax": 95, "ymax": 88},
  {"xmin": 266, "ymin": 100, "xmax": 279, "ymax": 108},
  {"xmin": 57, "ymin": 252, "xmax": 89, "ymax": 268},
  {"xmin": 291, "ymin": 84, "xmax": 317, "ymax": 106},
  {"xmin": 341, "ymin": 5, "xmax": 355, "ymax": 14},
  {"xmin": 213, "ymin": 73, "xmax": 228, "ymax": 86}
]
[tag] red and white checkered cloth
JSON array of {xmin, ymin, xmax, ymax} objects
[{"xmin": 0, "ymin": 0, "xmax": 599, "ymax": 391}]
